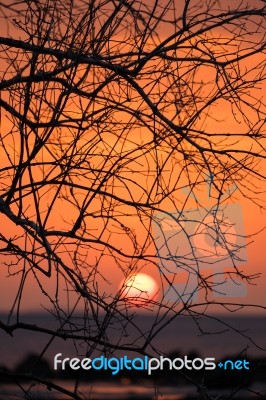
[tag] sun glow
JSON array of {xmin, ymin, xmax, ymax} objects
[{"xmin": 122, "ymin": 273, "xmax": 158, "ymax": 305}]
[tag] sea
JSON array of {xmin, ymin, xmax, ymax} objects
[
  {"xmin": 0, "ymin": 313, "xmax": 265, "ymax": 368},
  {"xmin": 0, "ymin": 313, "xmax": 266, "ymax": 399}
]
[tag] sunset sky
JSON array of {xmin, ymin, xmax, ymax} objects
[{"xmin": 0, "ymin": 0, "xmax": 265, "ymax": 316}]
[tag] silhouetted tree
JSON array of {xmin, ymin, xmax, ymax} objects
[{"xmin": 0, "ymin": 0, "xmax": 265, "ymax": 398}]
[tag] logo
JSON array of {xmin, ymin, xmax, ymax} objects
[
  {"xmin": 54, "ymin": 354, "xmax": 250, "ymax": 375},
  {"xmin": 152, "ymin": 203, "xmax": 247, "ymax": 302}
]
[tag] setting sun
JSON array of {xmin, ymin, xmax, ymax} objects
[{"xmin": 121, "ymin": 273, "xmax": 158, "ymax": 304}]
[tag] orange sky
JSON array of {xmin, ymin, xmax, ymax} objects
[{"xmin": 0, "ymin": 0, "xmax": 265, "ymax": 315}]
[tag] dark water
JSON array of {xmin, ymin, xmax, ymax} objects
[
  {"xmin": 1, "ymin": 381, "xmax": 266, "ymax": 400},
  {"xmin": 0, "ymin": 313, "xmax": 265, "ymax": 369},
  {"xmin": 1, "ymin": 314, "xmax": 266, "ymax": 399}
]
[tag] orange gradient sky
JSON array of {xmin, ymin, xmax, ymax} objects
[{"xmin": 0, "ymin": 0, "xmax": 265, "ymax": 315}]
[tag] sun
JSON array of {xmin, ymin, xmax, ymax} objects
[{"xmin": 121, "ymin": 273, "xmax": 158, "ymax": 305}]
